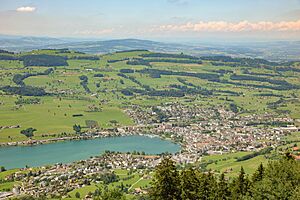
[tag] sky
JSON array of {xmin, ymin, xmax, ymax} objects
[{"xmin": 1, "ymin": 0, "xmax": 300, "ymax": 41}]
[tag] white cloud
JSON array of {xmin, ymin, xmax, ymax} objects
[
  {"xmin": 157, "ymin": 20, "xmax": 300, "ymax": 32},
  {"xmin": 16, "ymin": 6, "xmax": 36, "ymax": 12}
]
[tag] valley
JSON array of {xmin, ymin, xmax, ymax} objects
[{"xmin": 0, "ymin": 48, "xmax": 299, "ymax": 199}]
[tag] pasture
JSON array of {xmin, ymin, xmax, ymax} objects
[{"xmin": 0, "ymin": 49, "xmax": 299, "ymax": 143}]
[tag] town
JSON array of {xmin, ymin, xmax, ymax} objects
[
  {"xmin": 1, "ymin": 102, "xmax": 299, "ymax": 198},
  {"xmin": 3, "ymin": 152, "xmax": 163, "ymax": 198},
  {"xmin": 125, "ymin": 103, "xmax": 298, "ymax": 154}
]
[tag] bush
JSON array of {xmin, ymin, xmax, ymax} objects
[
  {"xmin": 121, "ymin": 89, "xmax": 134, "ymax": 96},
  {"xmin": 0, "ymin": 166, "xmax": 6, "ymax": 172},
  {"xmin": 94, "ymin": 73, "xmax": 104, "ymax": 78},
  {"xmin": 120, "ymin": 69, "xmax": 134, "ymax": 73},
  {"xmin": 21, "ymin": 128, "xmax": 37, "ymax": 138},
  {"xmin": 75, "ymin": 192, "xmax": 80, "ymax": 198}
]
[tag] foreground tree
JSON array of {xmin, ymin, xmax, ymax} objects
[
  {"xmin": 150, "ymin": 156, "xmax": 300, "ymax": 200},
  {"xmin": 180, "ymin": 168, "xmax": 201, "ymax": 200},
  {"xmin": 230, "ymin": 167, "xmax": 251, "ymax": 199},
  {"xmin": 252, "ymin": 163, "xmax": 264, "ymax": 183},
  {"xmin": 251, "ymin": 157, "xmax": 300, "ymax": 199},
  {"xmin": 198, "ymin": 171, "xmax": 218, "ymax": 200},
  {"xmin": 150, "ymin": 157, "xmax": 181, "ymax": 200},
  {"xmin": 216, "ymin": 173, "xmax": 231, "ymax": 199}
]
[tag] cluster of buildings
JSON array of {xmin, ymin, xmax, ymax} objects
[
  {"xmin": 1, "ymin": 103, "xmax": 299, "ymax": 198},
  {"xmin": 2, "ymin": 103, "xmax": 298, "ymax": 160},
  {"xmin": 4, "ymin": 153, "xmax": 163, "ymax": 198},
  {"xmin": 125, "ymin": 103, "xmax": 299, "ymax": 155}
]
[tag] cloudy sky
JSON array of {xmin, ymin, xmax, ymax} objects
[{"xmin": 1, "ymin": 0, "xmax": 300, "ymax": 41}]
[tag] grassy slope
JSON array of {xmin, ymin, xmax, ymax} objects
[{"xmin": 0, "ymin": 50, "xmax": 299, "ymax": 143}]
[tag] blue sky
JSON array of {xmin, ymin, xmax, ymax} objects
[{"xmin": 1, "ymin": 0, "xmax": 300, "ymax": 41}]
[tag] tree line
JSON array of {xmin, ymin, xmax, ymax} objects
[
  {"xmin": 1, "ymin": 85, "xmax": 46, "ymax": 96},
  {"xmin": 0, "ymin": 53, "xmax": 68, "ymax": 67},
  {"xmin": 220, "ymin": 79, "xmax": 297, "ymax": 91},
  {"xmin": 137, "ymin": 68, "xmax": 220, "ymax": 82},
  {"xmin": 126, "ymin": 59, "xmax": 151, "ymax": 67},
  {"xmin": 79, "ymin": 75, "xmax": 91, "ymax": 93},
  {"xmin": 22, "ymin": 54, "xmax": 68, "ymax": 67},
  {"xmin": 13, "ymin": 68, "xmax": 54, "ymax": 86},
  {"xmin": 144, "ymin": 58, "xmax": 202, "ymax": 65},
  {"xmin": 230, "ymin": 74, "xmax": 296, "ymax": 88},
  {"xmin": 149, "ymin": 155, "xmax": 300, "ymax": 200},
  {"xmin": 201, "ymin": 56, "xmax": 279, "ymax": 67},
  {"xmin": 141, "ymin": 52, "xmax": 200, "ymax": 60},
  {"xmin": 0, "ymin": 68, "xmax": 54, "ymax": 96},
  {"xmin": 70, "ymin": 56, "xmax": 100, "ymax": 60}
]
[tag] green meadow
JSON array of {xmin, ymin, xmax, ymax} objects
[{"xmin": 0, "ymin": 49, "xmax": 299, "ymax": 144}]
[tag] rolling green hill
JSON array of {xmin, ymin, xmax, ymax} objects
[{"xmin": 0, "ymin": 49, "xmax": 299, "ymax": 143}]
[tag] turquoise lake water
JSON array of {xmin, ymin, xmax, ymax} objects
[{"xmin": 0, "ymin": 135, "xmax": 180, "ymax": 169}]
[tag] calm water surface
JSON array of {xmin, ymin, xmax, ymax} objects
[{"xmin": 0, "ymin": 135, "xmax": 180, "ymax": 169}]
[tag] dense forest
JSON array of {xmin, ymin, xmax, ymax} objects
[
  {"xmin": 0, "ymin": 85, "xmax": 46, "ymax": 96},
  {"xmin": 148, "ymin": 155, "xmax": 300, "ymax": 200},
  {"xmin": 21, "ymin": 55, "xmax": 68, "ymax": 67}
]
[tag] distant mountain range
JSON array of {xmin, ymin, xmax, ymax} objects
[{"xmin": 0, "ymin": 35, "xmax": 300, "ymax": 61}]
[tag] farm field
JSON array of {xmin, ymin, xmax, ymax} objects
[
  {"xmin": 0, "ymin": 49, "xmax": 300, "ymax": 199},
  {"xmin": 1, "ymin": 49, "xmax": 299, "ymax": 143},
  {"xmin": 2, "ymin": 0, "xmax": 300, "ymax": 199}
]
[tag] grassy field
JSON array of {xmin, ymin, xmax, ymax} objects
[
  {"xmin": 204, "ymin": 154, "xmax": 268, "ymax": 177},
  {"xmin": 0, "ymin": 95, "xmax": 133, "ymax": 142},
  {"xmin": 0, "ymin": 49, "xmax": 299, "ymax": 199},
  {"xmin": 200, "ymin": 131, "xmax": 300, "ymax": 177},
  {"xmin": 0, "ymin": 49, "xmax": 299, "ymax": 144}
]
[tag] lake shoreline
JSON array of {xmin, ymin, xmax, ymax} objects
[
  {"xmin": 0, "ymin": 135, "xmax": 181, "ymax": 169},
  {"xmin": 0, "ymin": 130, "xmax": 181, "ymax": 148}
]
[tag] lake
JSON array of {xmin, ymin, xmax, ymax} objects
[{"xmin": 0, "ymin": 135, "xmax": 180, "ymax": 169}]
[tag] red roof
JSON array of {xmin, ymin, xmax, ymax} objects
[{"xmin": 293, "ymin": 147, "xmax": 299, "ymax": 151}]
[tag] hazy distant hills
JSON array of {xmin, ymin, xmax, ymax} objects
[
  {"xmin": 0, "ymin": 35, "xmax": 66, "ymax": 50},
  {"xmin": 0, "ymin": 35, "xmax": 300, "ymax": 61},
  {"xmin": 45, "ymin": 39, "xmax": 192, "ymax": 55},
  {"xmin": 0, "ymin": 35, "xmax": 190, "ymax": 53}
]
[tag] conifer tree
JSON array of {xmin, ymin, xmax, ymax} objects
[
  {"xmin": 252, "ymin": 163, "xmax": 264, "ymax": 182},
  {"xmin": 150, "ymin": 157, "xmax": 181, "ymax": 200},
  {"xmin": 251, "ymin": 158, "xmax": 300, "ymax": 199},
  {"xmin": 180, "ymin": 168, "xmax": 200, "ymax": 200},
  {"xmin": 231, "ymin": 167, "xmax": 251, "ymax": 199},
  {"xmin": 198, "ymin": 171, "xmax": 217, "ymax": 200},
  {"xmin": 216, "ymin": 173, "xmax": 230, "ymax": 199}
]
